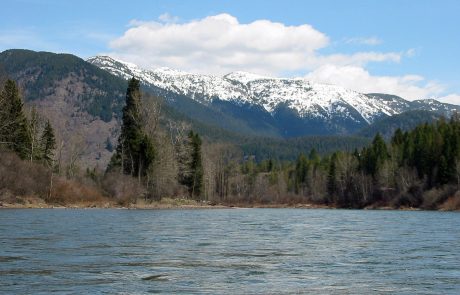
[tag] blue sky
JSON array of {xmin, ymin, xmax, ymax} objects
[{"xmin": 1, "ymin": 0, "xmax": 459, "ymax": 103}]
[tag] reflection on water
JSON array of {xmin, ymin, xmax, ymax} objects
[{"xmin": 0, "ymin": 209, "xmax": 459, "ymax": 294}]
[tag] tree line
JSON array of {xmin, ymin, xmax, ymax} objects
[
  {"xmin": 1, "ymin": 76, "xmax": 459, "ymax": 209},
  {"xmin": 208, "ymin": 117, "xmax": 460, "ymax": 209}
]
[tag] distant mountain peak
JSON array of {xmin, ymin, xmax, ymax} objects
[
  {"xmin": 87, "ymin": 55, "xmax": 460, "ymax": 134},
  {"xmin": 88, "ymin": 55, "xmax": 136, "ymax": 68},
  {"xmin": 224, "ymin": 71, "xmax": 273, "ymax": 84}
]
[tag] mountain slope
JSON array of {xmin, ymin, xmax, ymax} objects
[
  {"xmin": 0, "ymin": 49, "xmax": 370, "ymax": 166},
  {"xmin": 367, "ymin": 93, "xmax": 460, "ymax": 115},
  {"xmin": 1, "ymin": 49, "xmax": 458, "ymax": 167},
  {"xmin": 88, "ymin": 56, "xmax": 460, "ymax": 137},
  {"xmin": 0, "ymin": 49, "xmax": 128, "ymax": 166},
  {"xmin": 358, "ymin": 110, "xmax": 443, "ymax": 139}
]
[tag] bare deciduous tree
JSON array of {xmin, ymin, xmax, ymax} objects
[
  {"xmin": 141, "ymin": 94, "xmax": 162, "ymax": 137},
  {"xmin": 65, "ymin": 133, "xmax": 88, "ymax": 178},
  {"xmin": 25, "ymin": 106, "xmax": 45, "ymax": 162},
  {"xmin": 146, "ymin": 131, "xmax": 179, "ymax": 200}
]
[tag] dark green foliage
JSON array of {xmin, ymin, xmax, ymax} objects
[
  {"xmin": 263, "ymin": 115, "xmax": 460, "ymax": 208},
  {"xmin": 109, "ymin": 78, "xmax": 155, "ymax": 177},
  {"xmin": 186, "ymin": 131, "xmax": 204, "ymax": 199},
  {"xmin": 0, "ymin": 79, "xmax": 31, "ymax": 159},
  {"xmin": 239, "ymin": 135, "xmax": 370, "ymax": 162},
  {"xmin": 391, "ymin": 128, "xmax": 404, "ymax": 145},
  {"xmin": 308, "ymin": 148, "xmax": 319, "ymax": 162},
  {"xmin": 360, "ymin": 133, "xmax": 388, "ymax": 177},
  {"xmin": 40, "ymin": 120, "xmax": 56, "ymax": 167},
  {"xmin": 294, "ymin": 154, "xmax": 308, "ymax": 194},
  {"xmin": 401, "ymin": 118, "xmax": 460, "ymax": 187},
  {"xmin": 358, "ymin": 110, "xmax": 442, "ymax": 139},
  {"xmin": 327, "ymin": 153, "xmax": 338, "ymax": 201}
]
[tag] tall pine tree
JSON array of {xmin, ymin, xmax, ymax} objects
[
  {"xmin": 327, "ymin": 152, "xmax": 338, "ymax": 204},
  {"xmin": 0, "ymin": 79, "xmax": 31, "ymax": 159},
  {"xmin": 108, "ymin": 78, "xmax": 155, "ymax": 179},
  {"xmin": 40, "ymin": 120, "xmax": 56, "ymax": 167},
  {"xmin": 295, "ymin": 154, "xmax": 308, "ymax": 194},
  {"xmin": 188, "ymin": 131, "xmax": 203, "ymax": 199}
]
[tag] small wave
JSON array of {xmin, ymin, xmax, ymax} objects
[
  {"xmin": 0, "ymin": 256, "xmax": 27, "ymax": 262},
  {"xmin": 142, "ymin": 274, "xmax": 169, "ymax": 281}
]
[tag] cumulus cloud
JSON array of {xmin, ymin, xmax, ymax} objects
[
  {"xmin": 108, "ymin": 13, "xmax": 402, "ymax": 75},
  {"xmin": 305, "ymin": 64, "xmax": 445, "ymax": 101},
  {"xmin": 106, "ymin": 13, "xmax": 458, "ymax": 103},
  {"xmin": 438, "ymin": 94, "xmax": 460, "ymax": 105}
]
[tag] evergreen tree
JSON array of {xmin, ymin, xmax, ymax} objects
[
  {"xmin": 308, "ymin": 148, "xmax": 320, "ymax": 162},
  {"xmin": 40, "ymin": 120, "xmax": 56, "ymax": 167},
  {"xmin": 188, "ymin": 131, "xmax": 203, "ymax": 199},
  {"xmin": 327, "ymin": 153, "xmax": 338, "ymax": 203},
  {"xmin": 391, "ymin": 128, "xmax": 404, "ymax": 146},
  {"xmin": 372, "ymin": 133, "xmax": 388, "ymax": 162},
  {"xmin": 108, "ymin": 78, "xmax": 155, "ymax": 179},
  {"xmin": 0, "ymin": 80, "xmax": 31, "ymax": 159},
  {"xmin": 267, "ymin": 158, "xmax": 274, "ymax": 172},
  {"xmin": 295, "ymin": 154, "xmax": 308, "ymax": 194},
  {"xmin": 361, "ymin": 133, "xmax": 389, "ymax": 177}
]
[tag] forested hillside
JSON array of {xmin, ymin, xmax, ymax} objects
[
  {"xmin": 358, "ymin": 110, "xmax": 442, "ymax": 139},
  {"xmin": 0, "ymin": 49, "xmax": 128, "ymax": 166},
  {"xmin": 0, "ymin": 49, "xmax": 373, "ymax": 166},
  {"xmin": 0, "ymin": 49, "xmax": 126, "ymax": 121},
  {"xmin": 1, "ymin": 77, "xmax": 459, "ymax": 210}
]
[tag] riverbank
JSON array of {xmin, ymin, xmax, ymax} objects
[
  {"xmin": 1, "ymin": 195, "xmax": 459, "ymax": 210},
  {"xmin": 0, "ymin": 196, "xmax": 230, "ymax": 209}
]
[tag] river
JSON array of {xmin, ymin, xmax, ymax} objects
[{"xmin": 0, "ymin": 209, "xmax": 459, "ymax": 294}]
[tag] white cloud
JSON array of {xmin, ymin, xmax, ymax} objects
[
  {"xmin": 312, "ymin": 51, "xmax": 401, "ymax": 68},
  {"xmin": 105, "ymin": 13, "xmax": 458, "ymax": 103},
  {"xmin": 438, "ymin": 94, "xmax": 460, "ymax": 105},
  {"xmin": 344, "ymin": 37, "xmax": 382, "ymax": 46},
  {"xmin": 305, "ymin": 64, "xmax": 444, "ymax": 101},
  {"xmin": 108, "ymin": 13, "xmax": 402, "ymax": 76},
  {"xmin": 158, "ymin": 13, "xmax": 179, "ymax": 23}
]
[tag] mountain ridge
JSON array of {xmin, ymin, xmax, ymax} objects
[
  {"xmin": 1, "ymin": 49, "xmax": 459, "ymax": 167},
  {"xmin": 88, "ymin": 55, "xmax": 460, "ymax": 137}
]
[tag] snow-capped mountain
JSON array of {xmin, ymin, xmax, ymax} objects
[{"xmin": 88, "ymin": 55, "xmax": 460, "ymax": 137}]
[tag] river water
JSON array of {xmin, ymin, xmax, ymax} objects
[{"xmin": 0, "ymin": 209, "xmax": 459, "ymax": 294}]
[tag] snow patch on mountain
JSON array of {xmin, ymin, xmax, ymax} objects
[{"xmin": 88, "ymin": 55, "xmax": 455, "ymax": 125}]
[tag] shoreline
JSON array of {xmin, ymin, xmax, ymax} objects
[{"xmin": 0, "ymin": 200, "xmax": 457, "ymax": 211}]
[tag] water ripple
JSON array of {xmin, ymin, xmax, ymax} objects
[{"xmin": 0, "ymin": 209, "xmax": 459, "ymax": 294}]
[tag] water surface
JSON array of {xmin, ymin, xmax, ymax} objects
[{"xmin": 0, "ymin": 209, "xmax": 459, "ymax": 294}]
